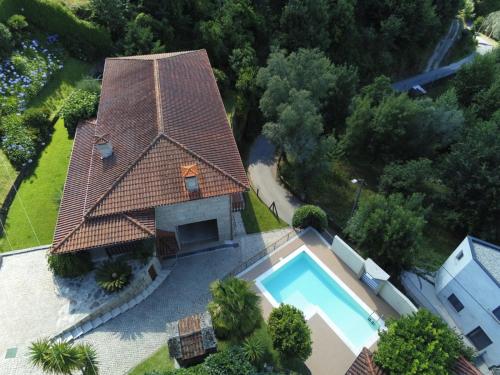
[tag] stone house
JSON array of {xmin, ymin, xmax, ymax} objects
[{"xmin": 51, "ymin": 51, "xmax": 249, "ymax": 258}]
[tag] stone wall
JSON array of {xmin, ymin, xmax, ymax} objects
[{"xmin": 155, "ymin": 195, "xmax": 232, "ymax": 243}]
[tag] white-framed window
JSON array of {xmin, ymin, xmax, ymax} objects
[
  {"xmin": 466, "ymin": 327, "xmax": 492, "ymax": 351},
  {"xmin": 456, "ymin": 250, "xmax": 464, "ymax": 260},
  {"xmin": 185, "ymin": 176, "xmax": 199, "ymax": 192}
]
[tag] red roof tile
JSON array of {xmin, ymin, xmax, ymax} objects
[{"xmin": 52, "ymin": 50, "xmax": 248, "ymax": 254}]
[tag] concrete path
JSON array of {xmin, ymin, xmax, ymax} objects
[
  {"xmin": 425, "ymin": 19, "xmax": 461, "ymax": 72},
  {"xmin": 0, "ymin": 228, "xmax": 291, "ymax": 375},
  {"xmin": 247, "ymin": 135, "xmax": 301, "ymax": 224}
]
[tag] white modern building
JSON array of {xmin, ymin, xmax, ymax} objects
[{"xmin": 403, "ymin": 236, "xmax": 500, "ymax": 371}]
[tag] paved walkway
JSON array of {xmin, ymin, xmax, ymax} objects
[
  {"xmin": 1, "ymin": 228, "xmax": 291, "ymax": 375},
  {"xmin": 247, "ymin": 135, "xmax": 301, "ymax": 224}
]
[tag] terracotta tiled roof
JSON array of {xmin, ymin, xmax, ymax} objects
[
  {"xmin": 52, "ymin": 50, "xmax": 248, "ymax": 254},
  {"xmin": 346, "ymin": 349, "xmax": 481, "ymax": 375},
  {"xmin": 346, "ymin": 348, "xmax": 385, "ymax": 375}
]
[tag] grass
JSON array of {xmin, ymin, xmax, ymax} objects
[
  {"xmin": 0, "ymin": 58, "xmax": 91, "ymax": 252},
  {"xmin": 240, "ymin": 190, "xmax": 288, "ymax": 234},
  {"xmin": 0, "ymin": 118, "xmax": 74, "ymax": 251},
  {"xmin": 0, "ymin": 150, "xmax": 18, "ymax": 204},
  {"xmin": 128, "ymin": 346, "xmax": 175, "ymax": 375}
]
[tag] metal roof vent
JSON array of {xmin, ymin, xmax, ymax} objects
[{"xmin": 94, "ymin": 134, "xmax": 113, "ymax": 159}]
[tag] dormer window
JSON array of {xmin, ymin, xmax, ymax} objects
[
  {"xmin": 181, "ymin": 164, "xmax": 200, "ymax": 193},
  {"xmin": 185, "ymin": 176, "xmax": 199, "ymax": 192}
]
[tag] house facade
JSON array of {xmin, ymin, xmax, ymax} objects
[
  {"xmin": 434, "ymin": 236, "xmax": 500, "ymax": 368},
  {"xmin": 51, "ymin": 51, "xmax": 249, "ymax": 258}
]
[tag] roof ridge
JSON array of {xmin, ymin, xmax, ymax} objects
[
  {"xmin": 123, "ymin": 213, "xmax": 155, "ymax": 236},
  {"xmin": 107, "ymin": 50, "xmax": 200, "ymax": 61},
  {"xmin": 86, "ymin": 134, "xmax": 247, "ymax": 218},
  {"xmin": 161, "ymin": 133, "xmax": 248, "ymax": 189},
  {"xmin": 84, "ymin": 134, "xmax": 164, "ymax": 218},
  {"xmin": 153, "ymin": 59, "xmax": 164, "ymax": 133}
]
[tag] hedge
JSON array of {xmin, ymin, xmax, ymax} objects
[
  {"xmin": 0, "ymin": 0, "xmax": 112, "ymax": 60},
  {"xmin": 292, "ymin": 205, "xmax": 328, "ymax": 230}
]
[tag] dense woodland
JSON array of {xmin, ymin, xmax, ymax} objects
[
  {"xmin": 1, "ymin": 0, "xmax": 499, "ymax": 275},
  {"xmin": 61, "ymin": 0, "xmax": 500, "ymax": 274}
]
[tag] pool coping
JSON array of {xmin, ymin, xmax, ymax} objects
[{"xmin": 254, "ymin": 245, "xmax": 381, "ymax": 355}]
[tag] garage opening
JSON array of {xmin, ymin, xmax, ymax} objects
[{"xmin": 177, "ymin": 219, "xmax": 219, "ymax": 246}]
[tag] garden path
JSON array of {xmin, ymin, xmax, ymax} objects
[{"xmin": 0, "ymin": 228, "xmax": 291, "ymax": 375}]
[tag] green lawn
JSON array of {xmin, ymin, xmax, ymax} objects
[
  {"xmin": 0, "ymin": 150, "xmax": 18, "ymax": 204},
  {"xmin": 128, "ymin": 346, "xmax": 174, "ymax": 375},
  {"xmin": 240, "ymin": 190, "xmax": 289, "ymax": 234},
  {"xmin": 0, "ymin": 58, "xmax": 90, "ymax": 252}
]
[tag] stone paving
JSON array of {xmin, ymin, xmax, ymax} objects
[
  {"xmin": 0, "ymin": 249, "xmax": 148, "ymax": 357},
  {"xmin": 0, "ymin": 228, "xmax": 291, "ymax": 375}
]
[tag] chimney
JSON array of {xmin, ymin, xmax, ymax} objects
[{"xmin": 95, "ymin": 135, "xmax": 113, "ymax": 159}]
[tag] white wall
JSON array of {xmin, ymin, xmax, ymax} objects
[
  {"xmin": 435, "ymin": 237, "xmax": 472, "ymax": 293},
  {"xmin": 155, "ymin": 195, "xmax": 232, "ymax": 244},
  {"xmin": 379, "ymin": 282, "xmax": 418, "ymax": 316},
  {"xmin": 331, "ymin": 236, "xmax": 364, "ymax": 277},
  {"xmin": 330, "ymin": 235, "xmax": 418, "ymax": 316},
  {"xmin": 436, "ymin": 259, "xmax": 500, "ymax": 367}
]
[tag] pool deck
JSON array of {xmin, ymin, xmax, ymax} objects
[{"xmin": 239, "ymin": 229, "xmax": 398, "ymax": 375}]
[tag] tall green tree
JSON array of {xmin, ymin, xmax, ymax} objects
[
  {"xmin": 122, "ymin": 13, "xmax": 165, "ymax": 56},
  {"xmin": 208, "ymin": 277, "xmax": 261, "ymax": 340},
  {"xmin": 89, "ymin": 0, "xmax": 129, "ymax": 39},
  {"xmin": 279, "ymin": 0, "xmax": 331, "ymax": 51},
  {"xmin": 345, "ymin": 193, "xmax": 426, "ymax": 276},
  {"xmin": 440, "ymin": 116, "xmax": 500, "ymax": 242},
  {"xmin": 375, "ymin": 310, "xmax": 470, "ymax": 374}
]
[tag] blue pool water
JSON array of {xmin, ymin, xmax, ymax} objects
[{"xmin": 260, "ymin": 250, "xmax": 379, "ymax": 350}]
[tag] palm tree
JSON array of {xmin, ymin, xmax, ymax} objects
[
  {"xmin": 76, "ymin": 343, "xmax": 99, "ymax": 375},
  {"xmin": 208, "ymin": 277, "xmax": 261, "ymax": 340},
  {"xmin": 29, "ymin": 338, "xmax": 99, "ymax": 375}
]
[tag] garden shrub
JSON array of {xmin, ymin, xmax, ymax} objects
[
  {"xmin": 0, "ymin": 38, "xmax": 63, "ymax": 115},
  {"xmin": 75, "ymin": 77, "xmax": 101, "ymax": 95},
  {"xmin": 292, "ymin": 204, "xmax": 328, "ymax": 230},
  {"xmin": 0, "ymin": 22, "xmax": 12, "ymax": 57},
  {"xmin": 59, "ymin": 89, "xmax": 99, "ymax": 136},
  {"xmin": 203, "ymin": 346, "xmax": 256, "ymax": 375},
  {"xmin": 0, "ymin": 0, "xmax": 112, "ymax": 60},
  {"xmin": 242, "ymin": 334, "xmax": 266, "ymax": 368},
  {"xmin": 268, "ymin": 304, "xmax": 312, "ymax": 363},
  {"xmin": 7, "ymin": 14, "xmax": 28, "ymax": 32},
  {"xmin": 95, "ymin": 260, "xmax": 132, "ymax": 292},
  {"xmin": 23, "ymin": 107, "xmax": 53, "ymax": 141},
  {"xmin": 0, "ymin": 114, "xmax": 36, "ymax": 168},
  {"xmin": 47, "ymin": 252, "xmax": 93, "ymax": 278},
  {"xmin": 208, "ymin": 277, "xmax": 261, "ymax": 340}
]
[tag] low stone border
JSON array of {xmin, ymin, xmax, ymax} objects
[
  {"xmin": 52, "ymin": 257, "xmax": 169, "ymax": 343},
  {"xmin": 0, "ymin": 244, "xmax": 51, "ymax": 270}
]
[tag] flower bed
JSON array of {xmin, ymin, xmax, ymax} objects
[{"xmin": 0, "ymin": 36, "xmax": 63, "ymax": 115}]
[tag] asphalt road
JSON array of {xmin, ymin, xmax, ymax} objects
[
  {"xmin": 247, "ymin": 135, "xmax": 301, "ymax": 225},
  {"xmin": 425, "ymin": 19, "xmax": 461, "ymax": 72}
]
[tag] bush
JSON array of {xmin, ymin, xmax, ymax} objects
[
  {"xmin": 47, "ymin": 252, "xmax": 93, "ymax": 278},
  {"xmin": 75, "ymin": 77, "xmax": 101, "ymax": 95},
  {"xmin": 7, "ymin": 14, "xmax": 28, "ymax": 32},
  {"xmin": 242, "ymin": 335, "xmax": 266, "ymax": 368},
  {"xmin": 59, "ymin": 89, "xmax": 99, "ymax": 136},
  {"xmin": 292, "ymin": 204, "xmax": 328, "ymax": 230},
  {"xmin": 268, "ymin": 304, "xmax": 312, "ymax": 363},
  {"xmin": 0, "ymin": 115, "xmax": 36, "ymax": 168},
  {"xmin": 0, "ymin": 0, "xmax": 112, "ymax": 60},
  {"xmin": 374, "ymin": 309, "xmax": 472, "ymax": 374},
  {"xmin": 208, "ymin": 277, "xmax": 261, "ymax": 340},
  {"xmin": 0, "ymin": 22, "xmax": 13, "ymax": 57},
  {"xmin": 23, "ymin": 107, "xmax": 53, "ymax": 141},
  {"xmin": 203, "ymin": 346, "xmax": 256, "ymax": 375},
  {"xmin": 95, "ymin": 260, "xmax": 132, "ymax": 292}
]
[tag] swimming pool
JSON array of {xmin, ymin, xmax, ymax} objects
[{"xmin": 256, "ymin": 246, "xmax": 382, "ymax": 354}]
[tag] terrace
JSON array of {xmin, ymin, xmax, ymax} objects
[{"xmin": 239, "ymin": 228, "xmax": 415, "ymax": 375}]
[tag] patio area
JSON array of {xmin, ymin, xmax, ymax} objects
[{"xmin": 239, "ymin": 229, "xmax": 399, "ymax": 375}]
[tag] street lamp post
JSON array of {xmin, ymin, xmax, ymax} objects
[{"xmin": 349, "ymin": 178, "xmax": 365, "ymax": 220}]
